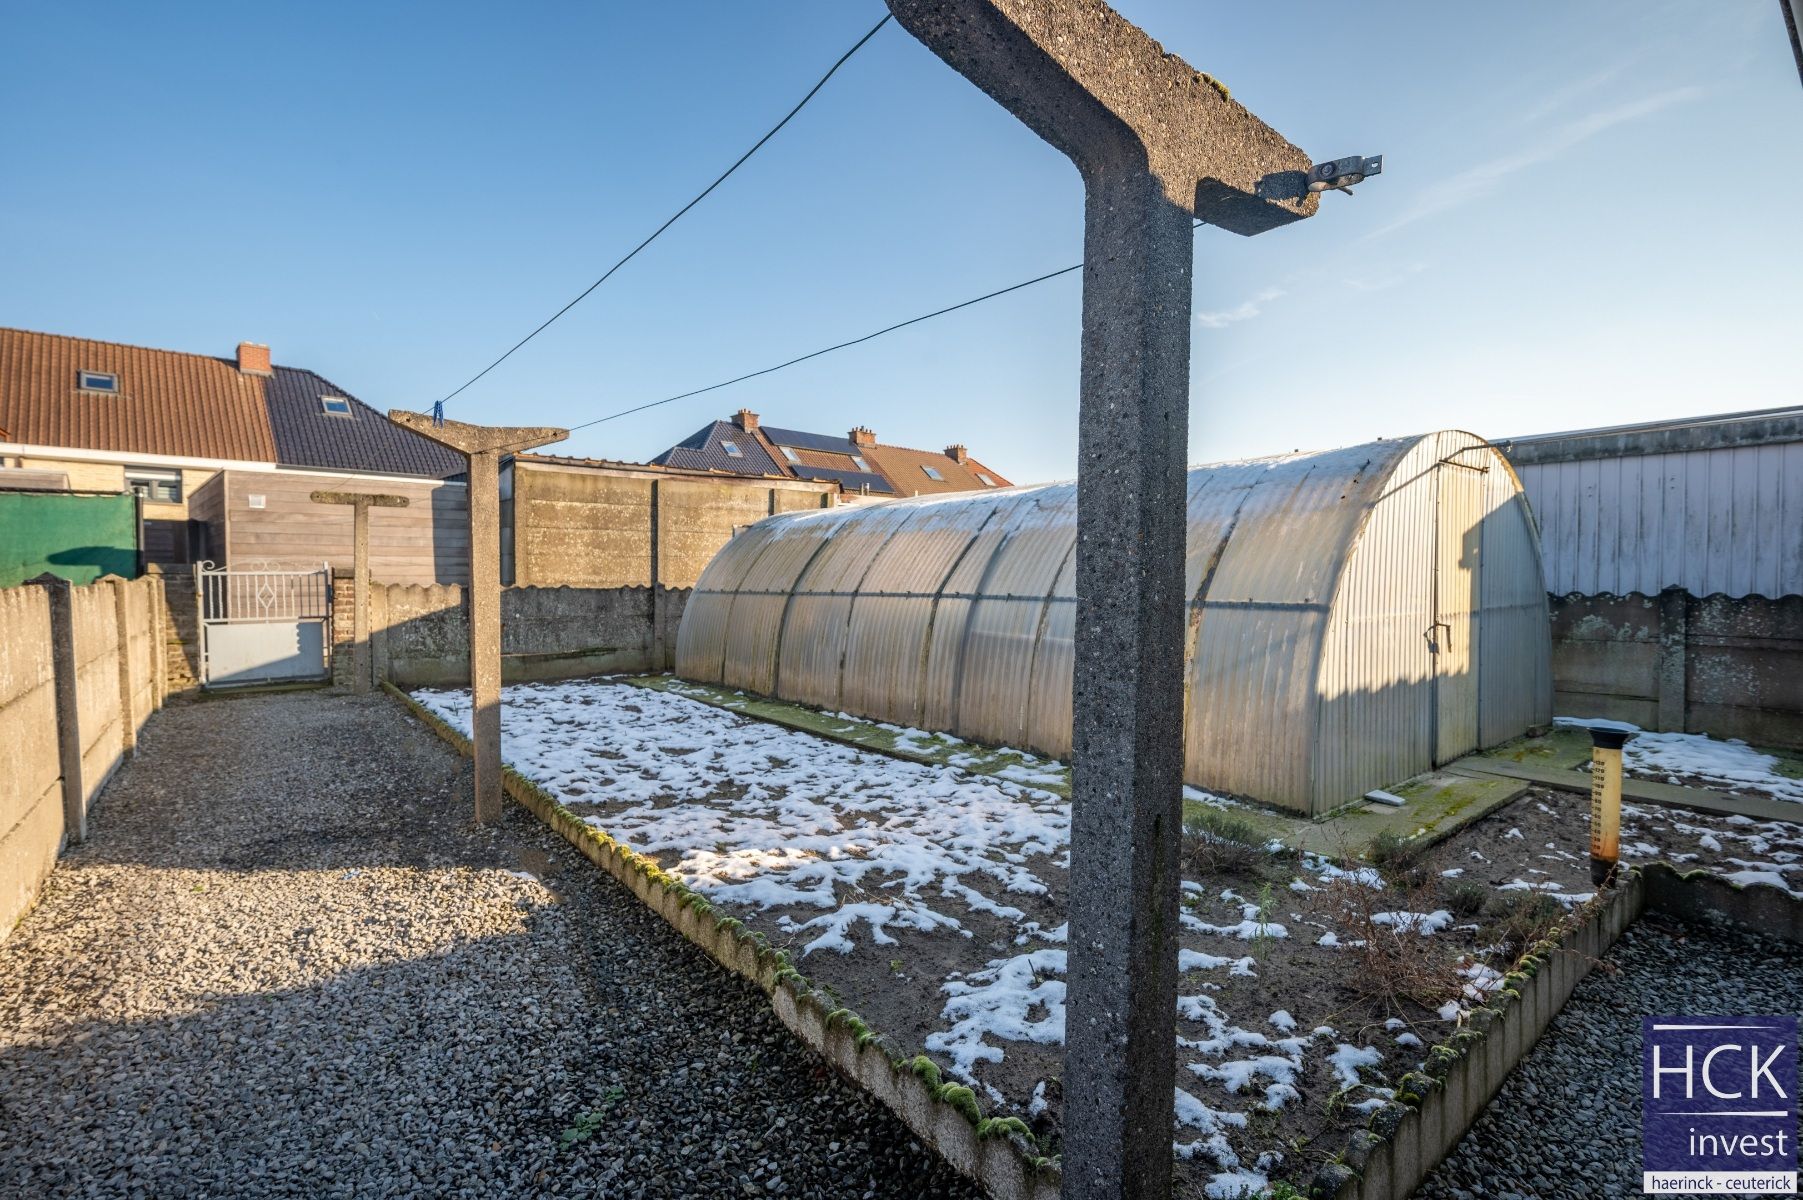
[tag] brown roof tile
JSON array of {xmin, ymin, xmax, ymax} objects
[
  {"xmin": 861, "ymin": 442, "xmax": 1013, "ymax": 495},
  {"xmin": 1, "ymin": 327, "xmax": 278, "ymax": 462}
]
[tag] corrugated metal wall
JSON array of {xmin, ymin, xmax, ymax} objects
[
  {"xmin": 677, "ymin": 432, "xmax": 1552, "ymax": 814},
  {"xmin": 1517, "ymin": 441, "xmax": 1803, "ymax": 599}
]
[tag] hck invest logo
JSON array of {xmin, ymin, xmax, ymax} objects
[{"xmin": 1643, "ymin": 1016, "xmax": 1799, "ymax": 1194}]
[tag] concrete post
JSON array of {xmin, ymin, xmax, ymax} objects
[
  {"xmin": 309, "ymin": 490, "xmax": 410, "ymax": 693},
  {"xmin": 108, "ymin": 577, "xmax": 137, "ymax": 756},
  {"xmin": 28, "ymin": 574, "xmax": 86, "ymax": 846},
  {"xmin": 882, "ymin": 4, "xmax": 1320, "ymax": 1196},
  {"xmin": 1656, "ymin": 586, "xmax": 1688, "ymax": 733},
  {"xmin": 388, "ymin": 414, "xmax": 567, "ymax": 824}
]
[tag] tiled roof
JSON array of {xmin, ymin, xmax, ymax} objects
[
  {"xmin": 266, "ymin": 366, "xmax": 462, "ymax": 478},
  {"xmin": 861, "ymin": 442, "xmax": 1012, "ymax": 495},
  {"xmin": 650, "ymin": 420, "xmax": 786, "ymax": 476},
  {"xmin": 0, "ymin": 326, "xmax": 464, "ymax": 479},
  {"xmin": 1, "ymin": 326, "xmax": 277, "ymax": 462}
]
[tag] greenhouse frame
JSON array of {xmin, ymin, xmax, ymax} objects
[{"xmin": 675, "ymin": 430, "xmax": 1553, "ymax": 815}]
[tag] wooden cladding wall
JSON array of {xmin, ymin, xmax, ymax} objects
[{"xmin": 216, "ymin": 470, "xmax": 469, "ymax": 586}]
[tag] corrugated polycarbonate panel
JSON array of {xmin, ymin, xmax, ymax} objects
[
  {"xmin": 677, "ymin": 433, "xmax": 1553, "ymax": 814},
  {"xmin": 775, "ymin": 501, "xmax": 922, "ymax": 710},
  {"xmin": 1312, "ymin": 436, "xmax": 1438, "ymax": 808},
  {"xmin": 1516, "ymin": 441, "xmax": 1803, "ymax": 599},
  {"xmin": 955, "ymin": 486, "xmax": 1078, "ymax": 753},
  {"xmin": 1478, "ymin": 448, "xmax": 1554, "ymax": 745},
  {"xmin": 840, "ymin": 493, "xmax": 1018, "ymax": 726},
  {"xmin": 1183, "ymin": 442, "xmax": 1408, "ymax": 808}
]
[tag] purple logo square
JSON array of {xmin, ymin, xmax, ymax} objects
[{"xmin": 1643, "ymin": 1016, "xmax": 1798, "ymax": 1194}]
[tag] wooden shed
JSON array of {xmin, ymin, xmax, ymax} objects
[
  {"xmin": 677, "ymin": 432, "xmax": 1554, "ymax": 814},
  {"xmin": 187, "ymin": 468, "xmax": 468, "ymax": 586}
]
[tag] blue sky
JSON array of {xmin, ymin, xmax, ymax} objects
[{"xmin": 4, "ymin": 2, "xmax": 1797, "ymax": 483}]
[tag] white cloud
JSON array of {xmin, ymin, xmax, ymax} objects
[
  {"xmin": 1195, "ymin": 287, "xmax": 1284, "ymax": 329},
  {"xmin": 1368, "ymin": 86, "xmax": 1705, "ymax": 239}
]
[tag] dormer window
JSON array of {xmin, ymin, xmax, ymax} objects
[
  {"xmin": 320, "ymin": 396, "xmax": 353, "ymax": 417},
  {"xmin": 921, "ymin": 465, "xmax": 944, "ymax": 481},
  {"xmin": 78, "ymin": 370, "xmax": 118, "ymax": 393},
  {"xmin": 721, "ymin": 440, "xmax": 744, "ymax": 458}
]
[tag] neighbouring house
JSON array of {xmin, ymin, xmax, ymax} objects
[
  {"xmin": 1498, "ymin": 405, "xmax": 1803, "ymax": 747},
  {"xmin": 651, "ymin": 409, "xmax": 1012, "ymax": 498},
  {"xmin": 0, "ymin": 327, "xmax": 465, "ymax": 571}
]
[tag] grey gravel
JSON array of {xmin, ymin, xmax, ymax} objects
[
  {"xmin": 1413, "ymin": 914, "xmax": 1801, "ymax": 1200},
  {"xmin": 0, "ymin": 691, "xmax": 982, "ymax": 1199}
]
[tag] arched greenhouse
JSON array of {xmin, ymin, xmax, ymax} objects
[{"xmin": 675, "ymin": 431, "xmax": 1553, "ymax": 815}]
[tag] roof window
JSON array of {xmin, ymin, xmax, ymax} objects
[
  {"xmin": 921, "ymin": 465, "xmax": 944, "ymax": 481},
  {"xmin": 851, "ymin": 455, "xmax": 870, "ymax": 471},
  {"xmin": 320, "ymin": 396, "xmax": 353, "ymax": 417},
  {"xmin": 78, "ymin": 370, "xmax": 118, "ymax": 393},
  {"xmin": 721, "ymin": 440, "xmax": 744, "ymax": 458},
  {"xmin": 977, "ymin": 473, "xmax": 998, "ymax": 487},
  {"xmin": 780, "ymin": 446, "xmax": 800, "ymax": 463}
]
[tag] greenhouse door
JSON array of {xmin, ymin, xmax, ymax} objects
[{"xmin": 1432, "ymin": 461, "xmax": 1482, "ymax": 763}]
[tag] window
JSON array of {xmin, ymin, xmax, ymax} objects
[
  {"xmin": 319, "ymin": 395, "xmax": 353, "ymax": 417},
  {"xmin": 851, "ymin": 455, "xmax": 870, "ymax": 471},
  {"xmin": 977, "ymin": 473, "xmax": 998, "ymax": 487},
  {"xmin": 921, "ymin": 465, "xmax": 944, "ymax": 481},
  {"xmin": 77, "ymin": 370, "xmax": 118, "ymax": 393},
  {"xmin": 721, "ymin": 440, "xmax": 744, "ymax": 458},
  {"xmin": 126, "ymin": 469, "xmax": 182, "ymax": 503},
  {"xmin": 780, "ymin": 446, "xmax": 800, "ymax": 463}
]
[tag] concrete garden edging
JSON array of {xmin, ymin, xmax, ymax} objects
[
  {"xmin": 1310, "ymin": 864, "xmax": 1803, "ymax": 1200},
  {"xmin": 384, "ymin": 683, "xmax": 1059, "ymax": 1200}
]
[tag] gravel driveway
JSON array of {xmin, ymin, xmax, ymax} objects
[
  {"xmin": 1413, "ymin": 915, "xmax": 1800, "ymax": 1200},
  {"xmin": 0, "ymin": 691, "xmax": 981, "ymax": 1200}
]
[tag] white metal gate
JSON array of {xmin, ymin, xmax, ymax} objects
[{"xmin": 197, "ymin": 561, "xmax": 331, "ymax": 687}]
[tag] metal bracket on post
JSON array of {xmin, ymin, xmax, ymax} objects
[{"xmin": 388, "ymin": 412, "xmax": 567, "ymax": 825}]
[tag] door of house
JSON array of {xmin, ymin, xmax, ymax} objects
[
  {"xmin": 197, "ymin": 561, "xmax": 331, "ymax": 687},
  {"xmin": 1432, "ymin": 460, "xmax": 1483, "ymax": 764}
]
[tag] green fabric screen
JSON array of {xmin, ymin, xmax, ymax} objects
[{"xmin": 0, "ymin": 492, "xmax": 140, "ymax": 586}]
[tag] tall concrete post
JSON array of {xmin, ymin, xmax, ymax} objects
[
  {"xmin": 389, "ymin": 414, "xmax": 566, "ymax": 824},
  {"xmin": 28, "ymin": 574, "xmax": 87, "ymax": 845},
  {"xmin": 882, "ymin": 4, "xmax": 1321, "ymax": 1196},
  {"xmin": 309, "ymin": 490, "xmax": 410, "ymax": 693}
]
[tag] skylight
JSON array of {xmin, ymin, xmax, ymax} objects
[
  {"xmin": 977, "ymin": 473, "xmax": 998, "ymax": 487},
  {"xmin": 921, "ymin": 465, "xmax": 944, "ymax": 481},
  {"xmin": 77, "ymin": 370, "xmax": 118, "ymax": 393},
  {"xmin": 721, "ymin": 440, "xmax": 744, "ymax": 458},
  {"xmin": 780, "ymin": 446, "xmax": 800, "ymax": 463},
  {"xmin": 320, "ymin": 396, "xmax": 353, "ymax": 417},
  {"xmin": 851, "ymin": 455, "xmax": 870, "ymax": 471}
]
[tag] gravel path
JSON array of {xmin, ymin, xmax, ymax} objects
[
  {"xmin": 0, "ymin": 691, "xmax": 982, "ymax": 1200},
  {"xmin": 1414, "ymin": 914, "xmax": 1800, "ymax": 1200}
]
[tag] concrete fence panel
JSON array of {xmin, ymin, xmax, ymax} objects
[{"xmin": 1, "ymin": 576, "xmax": 168, "ymax": 940}]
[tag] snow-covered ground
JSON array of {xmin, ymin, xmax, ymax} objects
[
  {"xmin": 1555, "ymin": 718, "xmax": 1803, "ymax": 805},
  {"xmin": 414, "ymin": 679, "xmax": 1450, "ymax": 1197}
]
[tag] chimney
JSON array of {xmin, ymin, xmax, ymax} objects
[
  {"xmin": 945, "ymin": 444, "xmax": 969, "ymax": 465},
  {"xmin": 236, "ymin": 342, "xmax": 272, "ymax": 376},
  {"xmin": 849, "ymin": 425, "xmax": 876, "ymax": 448},
  {"xmin": 734, "ymin": 408, "xmax": 759, "ymax": 431}
]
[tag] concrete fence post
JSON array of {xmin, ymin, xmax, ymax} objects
[
  {"xmin": 148, "ymin": 575, "xmax": 167, "ymax": 709},
  {"xmin": 108, "ymin": 577, "xmax": 137, "ymax": 757},
  {"xmin": 1656, "ymin": 586, "xmax": 1688, "ymax": 733},
  {"xmin": 28, "ymin": 574, "xmax": 86, "ymax": 846}
]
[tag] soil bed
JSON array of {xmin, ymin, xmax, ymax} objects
[{"xmin": 414, "ymin": 680, "xmax": 1803, "ymax": 1198}]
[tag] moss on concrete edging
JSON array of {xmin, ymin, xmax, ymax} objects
[
  {"xmin": 1310, "ymin": 866, "xmax": 1803, "ymax": 1200},
  {"xmin": 381, "ymin": 682, "xmax": 1059, "ymax": 1200}
]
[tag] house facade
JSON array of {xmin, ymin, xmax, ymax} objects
[
  {"xmin": 0, "ymin": 327, "xmax": 463, "ymax": 568},
  {"xmin": 651, "ymin": 409, "xmax": 1011, "ymax": 498}
]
